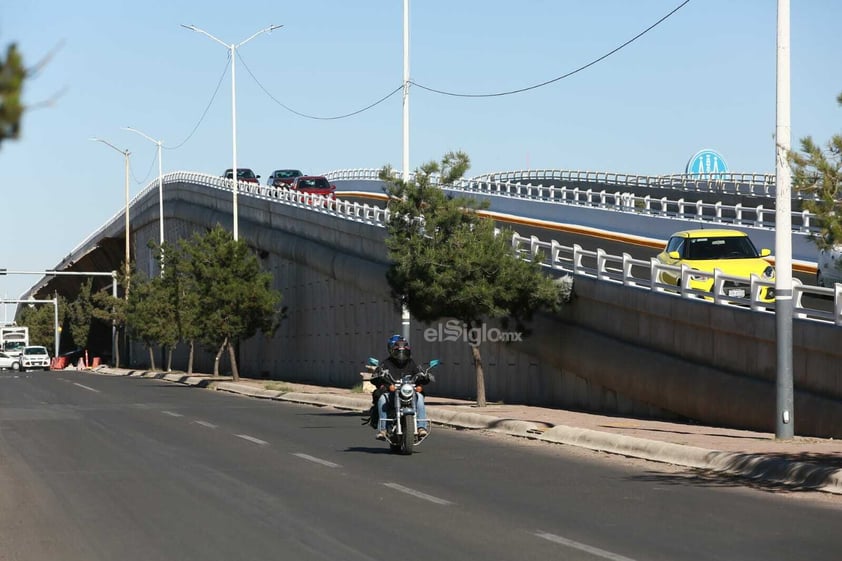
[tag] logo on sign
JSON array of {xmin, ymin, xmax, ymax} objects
[{"xmin": 686, "ymin": 149, "xmax": 728, "ymax": 178}]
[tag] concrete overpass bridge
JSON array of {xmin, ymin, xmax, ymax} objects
[{"xmin": 19, "ymin": 169, "xmax": 842, "ymax": 438}]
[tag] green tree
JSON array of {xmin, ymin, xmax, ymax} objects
[
  {"xmin": 382, "ymin": 151, "xmax": 572, "ymax": 407},
  {"xmin": 125, "ymin": 272, "xmax": 177, "ymax": 371},
  {"xmin": 0, "ymin": 43, "xmax": 25, "ymax": 146},
  {"xmin": 790, "ymin": 91, "xmax": 842, "ymax": 251},
  {"xmin": 66, "ymin": 278, "xmax": 95, "ymax": 353},
  {"xmin": 91, "ymin": 270, "xmax": 128, "ymax": 368},
  {"xmin": 154, "ymin": 240, "xmax": 203, "ymax": 374},
  {"xmin": 182, "ymin": 225, "xmax": 283, "ymax": 380}
]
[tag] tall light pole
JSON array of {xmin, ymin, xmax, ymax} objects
[
  {"xmin": 775, "ymin": 0, "xmax": 794, "ymax": 439},
  {"xmin": 402, "ymin": 0, "xmax": 410, "ymax": 183},
  {"xmin": 182, "ymin": 23, "xmax": 282, "ymax": 241},
  {"xmin": 91, "ymin": 138, "xmax": 131, "ymax": 283},
  {"xmin": 123, "ymin": 126, "xmax": 164, "ymax": 249},
  {"xmin": 401, "ymin": 0, "xmax": 412, "ymax": 342}
]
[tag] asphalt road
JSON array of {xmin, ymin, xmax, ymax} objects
[{"xmin": 1, "ymin": 371, "xmax": 839, "ymax": 561}]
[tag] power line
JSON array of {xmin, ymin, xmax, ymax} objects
[
  {"xmin": 165, "ymin": 57, "xmax": 231, "ymax": 150},
  {"xmin": 130, "ymin": 148, "xmax": 158, "ymax": 185},
  {"xmin": 411, "ymin": 0, "xmax": 691, "ymax": 98},
  {"xmin": 237, "ymin": 52, "xmax": 404, "ymax": 120}
]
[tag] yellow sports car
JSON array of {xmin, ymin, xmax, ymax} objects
[{"xmin": 656, "ymin": 229, "xmax": 776, "ymax": 302}]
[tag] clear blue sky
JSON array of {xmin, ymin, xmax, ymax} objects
[{"xmin": 1, "ymin": 0, "xmax": 840, "ymax": 317}]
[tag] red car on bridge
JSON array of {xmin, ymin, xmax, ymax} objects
[{"xmin": 290, "ymin": 175, "xmax": 336, "ymax": 199}]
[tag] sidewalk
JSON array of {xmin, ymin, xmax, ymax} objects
[{"xmin": 93, "ymin": 367, "xmax": 842, "ymax": 496}]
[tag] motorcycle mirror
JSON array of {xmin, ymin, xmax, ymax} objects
[
  {"xmin": 367, "ymin": 357, "xmax": 379, "ymax": 366},
  {"xmin": 429, "ymin": 359, "xmax": 440, "ymax": 368}
]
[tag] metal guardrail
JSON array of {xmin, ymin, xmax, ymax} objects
[
  {"xmin": 322, "ymin": 168, "xmax": 820, "ymax": 235},
  {"xmin": 474, "ymin": 169, "xmax": 780, "ymax": 196},
  {"xmin": 61, "ymin": 171, "xmax": 842, "ymax": 326},
  {"xmin": 510, "ymin": 232, "xmax": 842, "ymax": 326},
  {"xmin": 325, "ymin": 168, "xmax": 782, "ymax": 196}
]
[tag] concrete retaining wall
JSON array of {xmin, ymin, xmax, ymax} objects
[{"xmin": 113, "ymin": 180, "xmax": 842, "ymax": 437}]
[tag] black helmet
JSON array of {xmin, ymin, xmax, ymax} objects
[{"xmin": 390, "ymin": 339, "xmax": 411, "ymax": 365}]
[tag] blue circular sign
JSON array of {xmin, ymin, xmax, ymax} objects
[{"xmin": 686, "ymin": 149, "xmax": 728, "ymax": 178}]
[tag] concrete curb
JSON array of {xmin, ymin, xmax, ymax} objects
[{"xmin": 93, "ymin": 368, "xmax": 842, "ymax": 495}]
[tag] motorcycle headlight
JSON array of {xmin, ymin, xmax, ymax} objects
[
  {"xmin": 763, "ymin": 266, "xmax": 775, "ymax": 280},
  {"xmin": 399, "ymin": 383, "xmax": 414, "ymax": 399}
]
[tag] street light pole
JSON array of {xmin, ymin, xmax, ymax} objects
[
  {"xmin": 123, "ymin": 126, "xmax": 164, "ymax": 249},
  {"xmin": 400, "ymin": 0, "xmax": 412, "ymax": 342},
  {"xmin": 775, "ymin": 0, "xmax": 794, "ymax": 439},
  {"xmin": 182, "ymin": 23, "xmax": 282, "ymax": 241},
  {"xmin": 402, "ymin": 0, "xmax": 410, "ymax": 183},
  {"xmin": 91, "ymin": 138, "xmax": 131, "ymax": 284}
]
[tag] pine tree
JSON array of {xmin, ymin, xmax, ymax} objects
[
  {"xmin": 790, "ymin": 91, "xmax": 842, "ymax": 251},
  {"xmin": 0, "ymin": 43, "xmax": 25, "ymax": 147},
  {"xmin": 382, "ymin": 151, "xmax": 572, "ymax": 406},
  {"xmin": 181, "ymin": 225, "xmax": 282, "ymax": 380}
]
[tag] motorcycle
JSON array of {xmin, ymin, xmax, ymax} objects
[{"xmin": 365, "ymin": 357, "xmax": 440, "ymax": 455}]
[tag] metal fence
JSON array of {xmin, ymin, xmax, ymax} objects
[
  {"xmin": 323, "ymin": 168, "xmax": 819, "ymax": 235},
  {"xmin": 65, "ymin": 171, "xmax": 842, "ymax": 327}
]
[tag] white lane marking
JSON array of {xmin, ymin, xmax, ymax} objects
[
  {"xmin": 383, "ymin": 483, "xmax": 452, "ymax": 506},
  {"xmin": 534, "ymin": 531, "xmax": 639, "ymax": 561},
  {"xmin": 194, "ymin": 420, "xmax": 218, "ymax": 429},
  {"xmin": 73, "ymin": 383, "xmax": 100, "ymax": 393},
  {"xmin": 162, "ymin": 411, "xmax": 183, "ymax": 417},
  {"xmin": 292, "ymin": 453, "xmax": 340, "ymax": 468},
  {"xmin": 235, "ymin": 434, "xmax": 268, "ymax": 445}
]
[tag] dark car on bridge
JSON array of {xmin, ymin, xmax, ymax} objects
[
  {"xmin": 267, "ymin": 169, "xmax": 304, "ymax": 187},
  {"xmin": 223, "ymin": 168, "xmax": 260, "ymax": 184}
]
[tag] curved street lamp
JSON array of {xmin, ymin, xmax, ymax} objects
[
  {"xmin": 90, "ymin": 137, "xmax": 131, "ymax": 283},
  {"xmin": 181, "ymin": 23, "xmax": 282, "ymax": 241},
  {"xmin": 123, "ymin": 126, "xmax": 164, "ymax": 249}
]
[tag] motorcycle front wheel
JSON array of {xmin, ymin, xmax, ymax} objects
[{"xmin": 399, "ymin": 416, "xmax": 413, "ymax": 455}]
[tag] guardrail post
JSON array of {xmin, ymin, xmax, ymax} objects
[
  {"xmin": 573, "ymin": 244, "xmax": 584, "ymax": 274},
  {"xmin": 530, "ymin": 236, "xmax": 541, "ymax": 258},
  {"xmin": 550, "ymin": 239, "xmax": 561, "ymax": 268},
  {"xmin": 836, "ymin": 284, "xmax": 842, "ymax": 326},
  {"xmin": 596, "ymin": 248, "xmax": 608, "ymax": 280}
]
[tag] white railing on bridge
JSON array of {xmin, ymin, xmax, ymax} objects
[
  {"xmin": 473, "ymin": 169, "xmax": 779, "ymax": 197},
  {"xmin": 183, "ymin": 170, "xmax": 838, "ymax": 324},
  {"xmin": 508, "ymin": 232, "xmax": 841, "ymax": 325},
  {"xmin": 68, "ymin": 171, "xmax": 841, "ymax": 327},
  {"xmin": 322, "ymin": 168, "xmax": 819, "ymax": 235},
  {"xmin": 325, "ymin": 168, "xmax": 781, "ymax": 197}
]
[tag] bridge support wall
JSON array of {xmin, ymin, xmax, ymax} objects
[{"xmin": 106, "ymin": 180, "xmax": 842, "ymax": 437}]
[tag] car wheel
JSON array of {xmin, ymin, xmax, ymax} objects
[{"xmin": 11, "ymin": 362, "xmax": 20, "ymax": 371}]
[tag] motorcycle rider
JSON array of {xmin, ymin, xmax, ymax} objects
[{"xmin": 371, "ymin": 338, "xmax": 433, "ymax": 440}]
